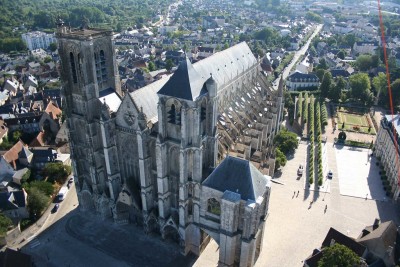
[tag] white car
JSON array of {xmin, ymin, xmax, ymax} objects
[{"xmin": 297, "ymin": 164, "xmax": 304, "ymax": 176}]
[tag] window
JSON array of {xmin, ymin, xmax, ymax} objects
[
  {"xmin": 207, "ymin": 198, "xmax": 221, "ymax": 215},
  {"xmin": 70, "ymin": 52, "xmax": 77, "ymax": 83}
]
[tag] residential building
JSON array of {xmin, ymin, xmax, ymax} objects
[
  {"xmin": 353, "ymin": 41, "xmax": 378, "ymax": 55},
  {"xmin": 21, "ymin": 31, "xmax": 56, "ymax": 51},
  {"xmin": 286, "ymin": 72, "xmax": 320, "ymax": 91},
  {"xmin": 375, "ymin": 114, "xmax": 400, "ymax": 200}
]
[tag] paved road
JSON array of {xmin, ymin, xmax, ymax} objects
[
  {"xmin": 273, "ymin": 24, "xmax": 324, "ymax": 91},
  {"xmin": 7, "ymin": 177, "xmax": 78, "ymax": 250}
]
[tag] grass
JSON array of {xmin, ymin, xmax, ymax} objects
[{"xmin": 337, "ymin": 110, "xmax": 376, "ymax": 135}]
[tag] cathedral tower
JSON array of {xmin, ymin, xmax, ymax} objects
[{"xmin": 57, "ymin": 20, "xmax": 122, "ymax": 217}]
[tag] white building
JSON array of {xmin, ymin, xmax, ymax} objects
[
  {"xmin": 286, "ymin": 72, "xmax": 320, "ymax": 91},
  {"xmin": 21, "ymin": 31, "xmax": 56, "ymax": 51},
  {"xmin": 375, "ymin": 114, "xmax": 400, "ymax": 200}
]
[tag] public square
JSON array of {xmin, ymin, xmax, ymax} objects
[{"xmin": 20, "ymin": 139, "xmax": 400, "ymax": 267}]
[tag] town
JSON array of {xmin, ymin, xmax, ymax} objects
[{"xmin": 0, "ymin": 0, "xmax": 400, "ymax": 266}]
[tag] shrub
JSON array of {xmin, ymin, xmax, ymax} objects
[
  {"xmin": 318, "ymin": 178, "xmax": 323, "ymax": 186},
  {"xmin": 310, "ymin": 177, "xmax": 314, "ymax": 184}
]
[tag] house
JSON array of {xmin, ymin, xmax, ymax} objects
[
  {"xmin": 304, "ymin": 227, "xmax": 368, "ymax": 267},
  {"xmin": 23, "ymin": 75, "xmax": 38, "ymax": 90},
  {"xmin": 202, "ymin": 16, "xmax": 225, "ymax": 29},
  {"xmin": 286, "ymin": 72, "xmax": 319, "ymax": 91},
  {"xmin": 330, "ymin": 69, "xmax": 351, "ymax": 78},
  {"xmin": 197, "ymin": 46, "xmax": 215, "ymax": 60},
  {"xmin": 358, "ymin": 219, "xmax": 399, "ymax": 267},
  {"xmin": 30, "ymin": 147, "xmax": 58, "ymax": 170},
  {"xmin": 12, "ymin": 168, "xmax": 29, "ymax": 185},
  {"xmin": 290, "ymin": 37, "xmax": 300, "ymax": 51},
  {"xmin": 1, "ymin": 140, "xmax": 27, "ymax": 170},
  {"xmin": 353, "ymin": 41, "xmax": 379, "ymax": 55},
  {"xmin": 0, "ymin": 190, "xmax": 29, "ymax": 221},
  {"xmin": 3, "ymin": 79, "xmax": 19, "ymax": 97}
]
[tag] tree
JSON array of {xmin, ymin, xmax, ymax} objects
[
  {"xmin": 349, "ymin": 73, "xmax": 372, "ymax": 104},
  {"xmin": 355, "ymin": 54, "xmax": 373, "ymax": 71},
  {"xmin": 0, "ymin": 38, "xmax": 26, "ymax": 53},
  {"xmin": 273, "ymin": 128, "xmax": 299, "ymax": 155},
  {"xmin": 275, "ymin": 148, "xmax": 287, "ymax": 170},
  {"xmin": 336, "ymin": 50, "xmax": 346, "ymax": 60},
  {"xmin": 21, "ymin": 169, "xmax": 31, "ymax": 185},
  {"xmin": 320, "ymin": 71, "xmax": 333, "ymax": 99},
  {"xmin": 305, "ymin": 11, "xmax": 322, "ymax": 23},
  {"xmin": 372, "ymin": 72, "xmax": 387, "ymax": 105},
  {"xmin": 48, "ymin": 43, "xmax": 57, "ymax": 52},
  {"xmin": 317, "ymin": 58, "xmax": 328, "ymax": 70},
  {"xmin": 26, "ymin": 181, "xmax": 54, "ymax": 196},
  {"xmin": 329, "ymin": 77, "xmax": 346, "ymax": 102},
  {"xmin": 344, "ymin": 34, "xmax": 357, "ymax": 47},
  {"xmin": 43, "ymin": 162, "xmax": 71, "ymax": 184},
  {"xmin": 318, "ymin": 243, "xmax": 361, "ymax": 267},
  {"xmin": 0, "ymin": 213, "xmax": 12, "ymax": 237},
  {"xmin": 12, "ymin": 130, "xmax": 22, "ymax": 142},
  {"xmin": 315, "ymin": 69, "xmax": 326, "ymax": 81},
  {"xmin": 165, "ymin": 59, "xmax": 174, "ymax": 72},
  {"xmin": 27, "ymin": 187, "xmax": 49, "ymax": 218},
  {"xmin": 44, "ymin": 56, "xmax": 52, "ymax": 63},
  {"xmin": 148, "ymin": 61, "xmax": 156, "ymax": 72}
]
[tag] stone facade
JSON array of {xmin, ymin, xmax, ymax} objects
[{"xmin": 57, "ymin": 23, "xmax": 283, "ymax": 266}]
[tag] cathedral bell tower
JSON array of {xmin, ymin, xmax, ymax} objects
[
  {"xmin": 156, "ymin": 57, "xmax": 218, "ymax": 255},
  {"xmin": 57, "ymin": 19, "xmax": 122, "ymax": 217}
]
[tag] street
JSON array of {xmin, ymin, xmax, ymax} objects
[{"xmin": 273, "ymin": 24, "xmax": 324, "ymax": 91}]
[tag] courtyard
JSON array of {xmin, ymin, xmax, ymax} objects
[{"xmin": 336, "ymin": 107, "xmax": 376, "ymax": 135}]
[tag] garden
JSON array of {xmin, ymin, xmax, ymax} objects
[{"xmin": 336, "ymin": 106, "xmax": 376, "ymax": 135}]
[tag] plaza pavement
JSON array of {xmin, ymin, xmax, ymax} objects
[
  {"xmin": 336, "ymin": 145, "xmax": 386, "ymax": 200},
  {"xmin": 254, "ymin": 141, "xmax": 400, "ymax": 267}
]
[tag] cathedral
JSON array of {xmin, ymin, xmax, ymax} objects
[{"xmin": 57, "ymin": 22, "xmax": 284, "ymax": 267}]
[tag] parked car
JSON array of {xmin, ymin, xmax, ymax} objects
[
  {"xmin": 328, "ymin": 170, "xmax": 333, "ymax": 179},
  {"xmin": 297, "ymin": 164, "xmax": 304, "ymax": 176},
  {"xmin": 51, "ymin": 204, "xmax": 59, "ymax": 213}
]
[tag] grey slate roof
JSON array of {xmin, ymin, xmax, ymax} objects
[
  {"xmin": 0, "ymin": 191, "xmax": 26, "ymax": 211},
  {"xmin": 157, "ymin": 57, "xmax": 207, "ymax": 101},
  {"xmin": 287, "ymin": 71, "xmax": 319, "ymax": 82},
  {"xmin": 202, "ymin": 156, "xmax": 269, "ymax": 201},
  {"xmin": 128, "ymin": 42, "xmax": 257, "ymax": 123},
  {"xmin": 129, "ymin": 76, "xmax": 170, "ymax": 124},
  {"xmin": 322, "ymin": 228, "xmax": 367, "ymax": 257}
]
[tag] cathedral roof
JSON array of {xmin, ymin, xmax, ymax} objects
[
  {"xmin": 202, "ymin": 156, "xmax": 269, "ymax": 201},
  {"xmin": 129, "ymin": 42, "xmax": 257, "ymax": 123},
  {"xmin": 157, "ymin": 57, "xmax": 207, "ymax": 101},
  {"xmin": 130, "ymin": 76, "xmax": 170, "ymax": 124}
]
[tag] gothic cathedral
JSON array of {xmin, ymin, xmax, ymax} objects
[{"xmin": 57, "ymin": 22, "xmax": 283, "ymax": 267}]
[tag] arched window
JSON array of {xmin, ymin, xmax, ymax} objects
[
  {"xmin": 207, "ymin": 198, "xmax": 221, "ymax": 215},
  {"xmin": 100, "ymin": 50, "xmax": 107, "ymax": 80},
  {"xmin": 168, "ymin": 104, "xmax": 176, "ymax": 124},
  {"xmin": 78, "ymin": 53, "xmax": 83, "ymax": 80},
  {"xmin": 70, "ymin": 52, "xmax": 77, "ymax": 83}
]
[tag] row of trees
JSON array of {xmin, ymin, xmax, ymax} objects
[
  {"xmin": 308, "ymin": 96, "xmax": 315, "ymax": 185},
  {"xmin": 315, "ymin": 101, "xmax": 323, "ymax": 186}
]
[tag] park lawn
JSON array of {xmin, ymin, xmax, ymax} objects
[{"xmin": 338, "ymin": 112, "xmax": 368, "ymax": 127}]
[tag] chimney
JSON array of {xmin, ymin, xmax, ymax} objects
[{"xmin": 373, "ymin": 218, "xmax": 380, "ymax": 230}]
